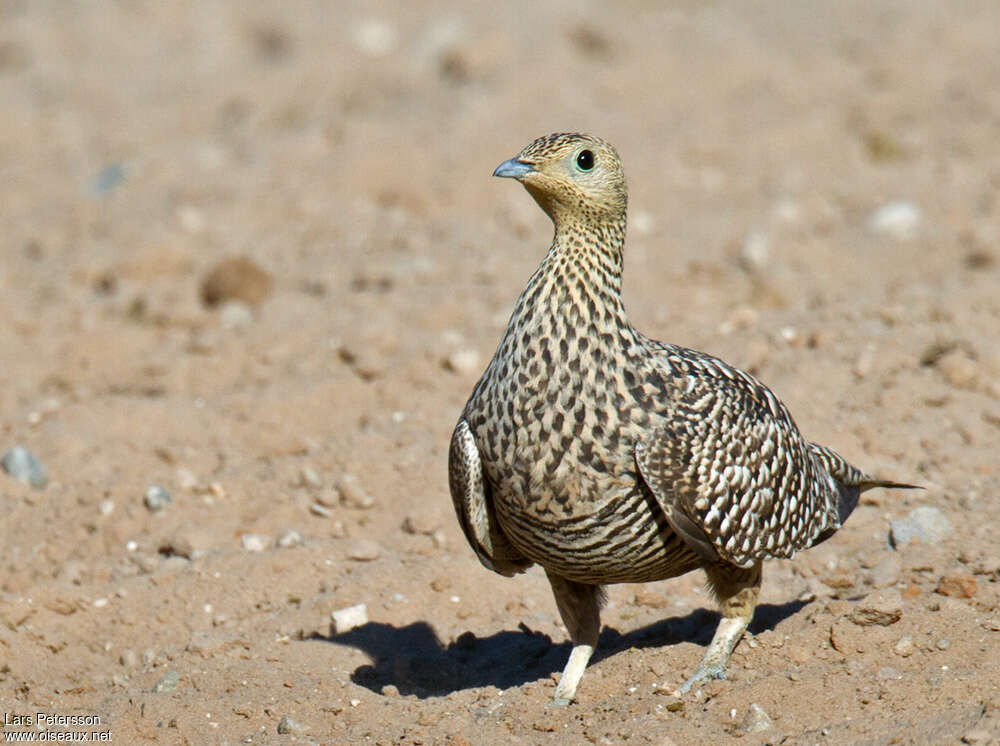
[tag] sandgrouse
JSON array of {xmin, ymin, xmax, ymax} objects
[{"xmin": 449, "ymin": 133, "xmax": 914, "ymax": 705}]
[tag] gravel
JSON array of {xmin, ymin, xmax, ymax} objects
[
  {"xmin": 851, "ymin": 589, "xmax": 903, "ymax": 627},
  {"xmin": 152, "ymin": 670, "xmax": 180, "ymax": 692},
  {"xmin": 144, "ymin": 485, "xmax": 172, "ymax": 512},
  {"xmin": 890, "ymin": 506, "xmax": 952, "ymax": 548},
  {"xmin": 331, "ymin": 603, "xmax": 368, "ymax": 633},
  {"xmin": 1, "ymin": 446, "xmax": 48, "ymax": 488}
]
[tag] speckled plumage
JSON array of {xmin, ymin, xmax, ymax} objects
[{"xmin": 449, "ymin": 133, "xmax": 915, "ymax": 704}]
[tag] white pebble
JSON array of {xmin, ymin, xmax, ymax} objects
[
  {"xmin": 868, "ymin": 201, "xmax": 921, "ymax": 241},
  {"xmin": 331, "ymin": 603, "xmax": 368, "ymax": 634},
  {"xmin": 277, "ymin": 529, "xmax": 303, "ymax": 548},
  {"xmin": 241, "ymin": 534, "xmax": 272, "ymax": 552},
  {"xmin": 144, "ymin": 485, "xmax": 172, "ymax": 512},
  {"xmin": 444, "ymin": 348, "xmax": 480, "ymax": 376}
]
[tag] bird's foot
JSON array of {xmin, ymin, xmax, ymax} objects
[{"xmin": 675, "ymin": 663, "xmax": 726, "ymax": 695}]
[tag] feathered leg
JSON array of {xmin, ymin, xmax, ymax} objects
[
  {"xmin": 546, "ymin": 571, "xmax": 604, "ymax": 706},
  {"xmin": 677, "ymin": 562, "xmax": 762, "ymax": 694}
]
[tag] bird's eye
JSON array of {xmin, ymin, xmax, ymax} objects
[{"xmin": 576, "ymin": 149, "xmax": 595, "ymax": 171}]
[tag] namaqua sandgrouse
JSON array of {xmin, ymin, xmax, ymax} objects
[{"xmin": 448, "ymin": 133, "xmax": 915, "ymax": 705}]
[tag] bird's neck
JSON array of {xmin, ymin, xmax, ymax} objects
[{"xmin": 517, "ymin": 214, "xmax": 629, "ymax": 329}]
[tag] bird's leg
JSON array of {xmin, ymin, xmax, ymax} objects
[
  {"xmin": 545, "ymin": 571, "xmax": 604, "ymax": 706},
  {"xmin": 677, "ymin": 562, "xmax": 762, "ymax": 694}
]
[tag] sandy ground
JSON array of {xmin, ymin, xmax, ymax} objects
[{"xmin": 1, "ymin": 1, "xmax": 999, "ymax": 743}]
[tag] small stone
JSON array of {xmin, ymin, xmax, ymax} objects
[
  {"xmin": 634, "ymin": 589, "xmax": 671, "ymax": 610},
  {"xmin": 347, "ymin": 539, "xmax": 381, "ymax": 561},
  {"xmin": 119, "ymin": 649, "xmax": 138, "ymax": 667},
  {"xmin": 176, "ymin": 467, "xmax": 199, "ymax": 490},
  {"xmin": 99, "ymin": 498, "xmax": 115, "ymax": 516},
  {"xmin": 740, "ymin": 703, "xmax": 774, "ymax": 733},
  {"xmin": 876, "ymin": 666, "xmax": 902, "ymax": 681},
  {"xmin": 738, "ymin": 231, "xmax": 769, "ymax": 273},
  {"xmin": 870, "ymin": 555, "xmax": 902, "ymax": 588},
  {"xmin": 331, "ymin": 603, "xmax": 368, "ymax": 634},
  {"xmin": 868, "ymin": 201, "xmax": 921, "ymax": 241},
  {"xmin": 200, "ymin": 255, "xmax": 272, "ymax": 307},
  {"xmin": 152, "ymin": 670, "xmax": 179, "ymax": 692},
  {"xmin": 893, "ymin": 636, "xmax": 916, "ymax": 657},
  {"xmin": 935, "ymin": 349, "xmax": 979, "ymax": 390},
  {"xmin": 277, "ymin": 529, "xmax": 303, "ymax": 548},
  {"xmin": 299, "ymin": 465, "xmax": 322, "ymax": 488},
  {"xmin": 444, "ymin": 348, "xmax": 480, "ymax": 375},
  {"xmin": 658, "ymin": 695, "xmax": 685, "ymax": 713},
  {"xmin": 219, "ymin": 300, "xmax": 254, "ymax": 330},
  {"xmin": 402, "ymin": 513, "xmax": 440, "ymax": 535},
  {"xmin": 2, "ymin": 446, "xmax": 48, "ymax": 488},
  {"xmin": 241, "ymin": 534, "xmax": 272, "ymax": 552},
  {"xmin": 936, "ymin": 638, "xmax": 952, "ymax": 650},
  {"xmin": 144, "ymin": 485, "xmax": 172, "ymax": 512},
  {"xmin": 338, "ymin": 474, "xmax": 375, "ymax": 509},
  {"xmin": 936, "ymin": 571, "xmax": 978, "ymax": 599},
  {"xmin": 309, "ymin": 502, "xmax": 334, "ymax": 517},
  {"xmin": 380, "ymin": 684, "xmax": 399, "ymax": 697},
  {"xmin": 890, "ymin": 506, "xmax": 952, "ymax": 548},
  {"xmin": 851, "ymin": 589, "xmax": 903, "ymax": 627},
  {"xmin": 276, "ymin": 715, "xmax": 308, "ymax": 735}
]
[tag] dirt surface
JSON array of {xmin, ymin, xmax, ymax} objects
[{"xmin": 2, "ymin": 1, "xmax": 999, "ymax": 744}]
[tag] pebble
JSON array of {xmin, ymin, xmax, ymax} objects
[
  {"xmin": 868, "ymin": 201, "xmax": 921, "ymax": 241},
  {"xmin": 119, "ymin": 649, "xmax": 138, "ymax": 667},
  {"xmin": 347, "ymin": 539, "xmax": 381, "ymax": 561},
  {"xmin": 299, "ymin": 465, "xmax": 322, "ymax": 489},
  {"xmin": 893, "ymin": 636, "xmax": 916, "ymax": 657},
  {"xmin": 144, "ymin": 485, "xmax": 172, "ymax": 512},
  {"xmin": 338, "ymin": 474, "xmax": 375, "ymax": 509},
  {"xmin": 200, "ymin": 255, "xmax": 273, "ymax": 307},
  {"xmin": 1, "ymin": 446, "xmax": 48, "ymax": 488},
  {"xmin": 176, "ymin": 467, "xmax": 199, "ymax": 490},
  {"xmin": 935, "ymin": 349, "xmax": 979, "ymax": 390},
  {"xmin": 309, "ymin": 502, "xmax": 334, "ymax": 517},
  {"xmin": 99, "ymin": 499, "xmax": 115, "ymax": 516},
  {"xmin": 936, "ymin": 638, "xmax": 952, "ymax": 650},
  {"xmin": 331, "ymin": 603, "xmax": 368, "ymax": 634},
  {"xmin": 870, "ymin": 555, "xmax": 902, "ymax": 588},
  {"xmin": 402, "ymin": 513, "xmax": 441, "ymax": 535},
  {"xmin": 876, "ymin": 666, "xmax": 902, "ymax": 681},
  {"xmin": 936, "ymin": 571, "xmax": 978, "ymax": 599},
  {"xmin": 276, "ymin": 715, "xmax": 308, "ymax": 735},
  {"xmin": 241, "ymin": 534, "xmax": 272, "ymax": 552},
  {"xmin": 152, "ymin": 670, "xmax": 179, "ymax": 692},
  {"xmin": 277, "ymin": 529, "xmax": 303, "ymax": 548},
  {"xmin": 740, "ymin": 703, "xmax": 773, "ymax": 733},
  {"xmin": 444, "ymin": 348, "xmax": 480, "ymax": 375},
  {"xmin": 219, "ymin": 300, "xmax": 254, "ymax": 330},
  {"xmin": 738, "ymin": 231, "xmax": 769, "ymax": 273},
  {"xmin": 850, "ymin": 589, "xmax": 903, "ymax": 627},
  {"xmin": 889, "ymin": 506, "xmax": 952, "ymax": 548}
]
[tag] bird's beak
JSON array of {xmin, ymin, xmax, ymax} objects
[{"xmin": 493, "ymin": 158, "xmax": 535, "ymax": 179}]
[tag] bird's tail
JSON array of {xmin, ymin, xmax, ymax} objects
[{"xmin": 808, "ymin": 443, "xmax": 921, "ymax": 543}]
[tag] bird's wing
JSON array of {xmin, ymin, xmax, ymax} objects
[
  {"xmin": 634, "ymin": 348, "xmax": 840, "ymax": 568},
  {"xmin": 448, "ymin": 418, "xmax": 532, "ymax": 577}
]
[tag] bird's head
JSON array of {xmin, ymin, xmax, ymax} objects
[{"xmin": 493, "ymin": 133, "xmax": 627, "ymax": 224}]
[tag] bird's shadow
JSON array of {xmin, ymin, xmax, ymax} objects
[{"xmin": 307, "ymin": 599, "xmax": 808, "ymax": 698}]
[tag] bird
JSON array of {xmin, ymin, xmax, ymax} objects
[{"xmin": 448, "ymin": 132, "xmax": 916, "ymax": 706}]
